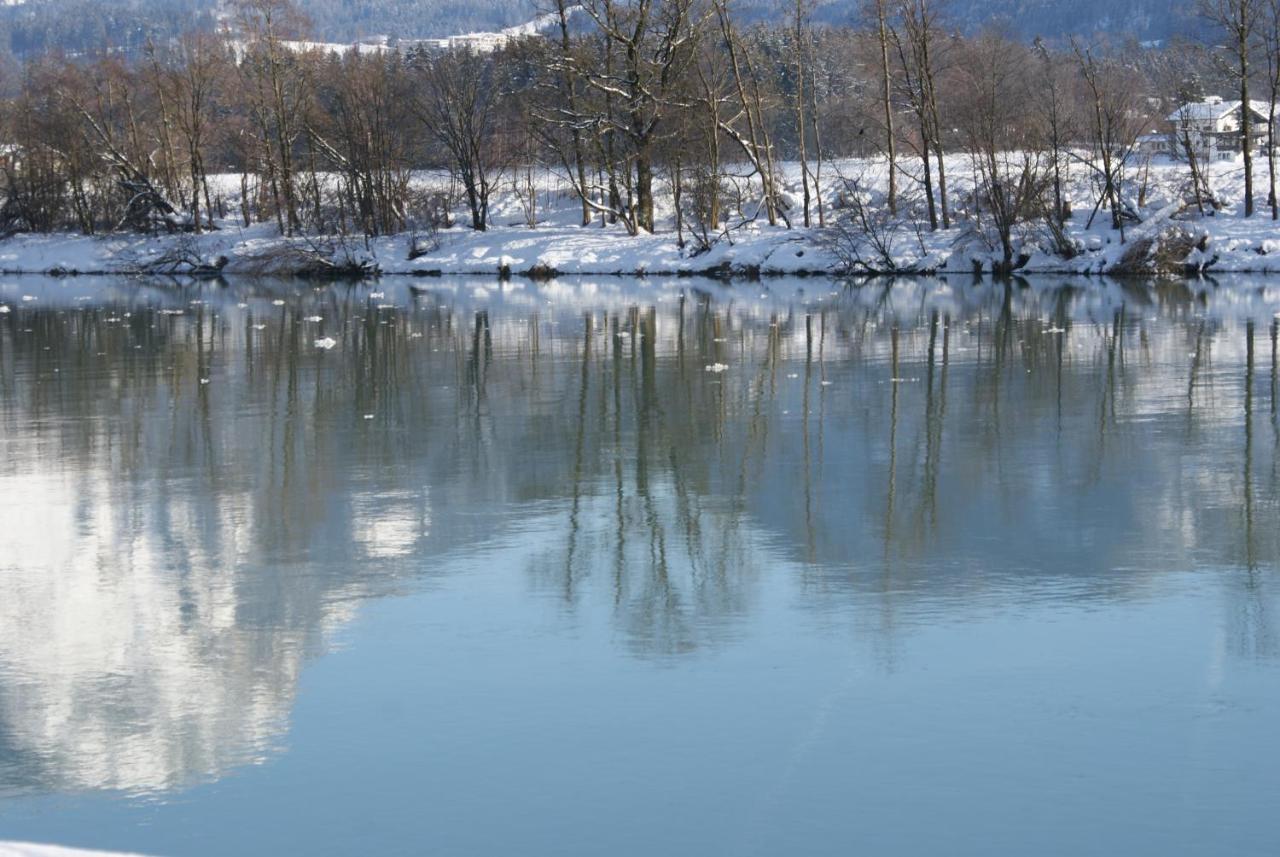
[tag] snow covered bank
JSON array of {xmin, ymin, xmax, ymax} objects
[
  {"xmin": 4, "ymin": 155, "xmax": 1280, "ymax": 279},
  {"xmin": 0, "ymin": 221, "xmax": 822, "ymax": 278},
  {"xmin": 2, "ymin": 215, "xmax": 1279, "ymax": 279}
]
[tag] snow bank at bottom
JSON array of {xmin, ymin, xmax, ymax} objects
[
  {"xmin": 0, "ymin": 221, "xmax": 830, "ymax": 278},
  {"xmin": 0, "ymin": 844, "xmax": 152, "ymax": 857}
]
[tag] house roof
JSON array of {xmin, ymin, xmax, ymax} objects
[
  {"xmin": 1168, "ymin": 99, "xmax": 1239, "ymax": 122},
  {"xmin": 1168, "ymin": 99, "xmax": 1272, "ymax": 124}
]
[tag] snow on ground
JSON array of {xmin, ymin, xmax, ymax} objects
[
  {"xmin": 3, "ymin": 154, "xmax": 1280, "ymax": 278},
  {"xmin": 268, "ymin": 6, "xmax": 577, "ymax": 55}
]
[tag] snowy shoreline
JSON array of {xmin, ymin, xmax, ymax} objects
[
  {"xmin": 6, "ymin": 155, "xmax": 1280, "ymax": 281},
  {"xmin": 3, "ymin": 215, "xmax": 1280, "ymax": 281}
]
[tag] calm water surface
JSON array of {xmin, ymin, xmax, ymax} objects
[{"xmin": 0, "ymin": 275, "xmax": 1278, "ymax": 856}]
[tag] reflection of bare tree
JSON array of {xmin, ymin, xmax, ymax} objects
[
  {"xmin": 1232, "ymin": 321, "xmax": 1275, "ymax": 660},
  {"xmin": 919, "ymin": 311, "xmax": 949, "ymax": 533}
]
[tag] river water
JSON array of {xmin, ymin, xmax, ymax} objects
[{"xmin": 0, "ymin": 275, "xmax": 1277, "ymax": 856}]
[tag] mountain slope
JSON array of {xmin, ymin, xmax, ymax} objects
[{"xmin": 0, "ymin": 0, "xmax": 1206, "ymax": 58}]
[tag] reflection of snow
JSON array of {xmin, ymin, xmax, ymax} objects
[
  {"xmin": 0, "ymin": 473, "xmax": 322, "ymax": 795},
  {"xmin": 351, "ymin": 490, "xmax": 432, "ymax": 559}
]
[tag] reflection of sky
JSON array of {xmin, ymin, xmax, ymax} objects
[{"xmin": 0, "ymin": 276, "xmax": 1278, "ymax": 855}]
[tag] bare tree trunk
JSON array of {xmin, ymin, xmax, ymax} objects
[
  {"xmin": 1241, "ymin": 26, "xmax": 1255, "ymax": 216},
  {"xmin": 875, "ymin": 0, "xmax": 897, "ymax": 215},
  {"xmin": 715, "ymin": 0, "xmax": 784, "ymax": 226},
  {"xmin": 808, "ymin": 63, "xmax": 826, "ymax": 226},
  {"xmin": 792, "ymin": 0, "xmax": 812, "ymax": 227},
  {"xmin": 554, "ymin": 0, "xmax": 592, "ymax": 227}
]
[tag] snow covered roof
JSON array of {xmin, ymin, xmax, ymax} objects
[
  {"xmin": 1168, "ymin": 98, "xmax": 1272, "ymax": 124},
  {"xmin": 1169, "ymin": 99, "xmax": 1240, "ymax": 122}
]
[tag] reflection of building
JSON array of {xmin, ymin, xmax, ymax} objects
[{"xmin": 1166, "ymin": 97, "xmax": 1270, "ymax": 162}]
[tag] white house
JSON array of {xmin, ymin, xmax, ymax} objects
[
  {"xmin": 1166, "ymin": 96, "xmax": 1271, "ymax": 162},
  {"xmin": 1135, "ymin": 133, "xmax": 1171, "ymax": 157}
]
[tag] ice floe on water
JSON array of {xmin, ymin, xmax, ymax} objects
[{"xmin": 1, "ymin": 843, "xmax": 151, "ymax": 857}]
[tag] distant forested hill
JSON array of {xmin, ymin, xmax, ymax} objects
[
  {"xmin": 798, "ymin": 0, "xmax": 1198, "ymax": 41},
  {"xmin": 0, "ymin": 0, "xmax": 1201, "ymax": 59},
  {"xmin": 300, "ymin": 0, "xmax": 1202, "ymax": 43},
  {"xmin": 293, "ymin": 0, "xmax": 540, "ymax": 41},
  {"xmin": 914, "ymin": 0, "xmax": 1200, "ymax": 41}
]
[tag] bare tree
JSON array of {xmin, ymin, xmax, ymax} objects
[
  {"xmin": 576, "ymin": 0, "xmax": 702, "ymax": 234},
  {"xmin": 546, "ymin": 0, "xmax": 593, "ymax": 226},
  {"xmin": 311, "ymin": 51, "xmax": 414, "ymax": 236},
  {"xmin": 712, "ymin": 0, "xmax": 789, "ymax": 227},
  {"xmin": 1033, "ymin": 37, "xmax": 1072, "ymax": 227},
  {"xmin": 865, "ymin": 0, "xmax": 898, "ymax": 214},
  {"xmin": 1203, "ymin": 0, "xmax": 1262, "ymax": 216},
  {"xmin": 151, "ymin": 32, "xmax": 230, "ymax": 232},
  {"xmin": 891, "ymin": 0, "xmax": 950, "ymax": 230},
  {"xmin": 54, "ymin": 57, "xmax": 189, "ymax": 232},
  {"xmin": 956, "ymin": 31, "xmax": 1049, "ymax": 273},
  {"xmin": 1072, "ymin": 41, "xmax": 1146, "ymax": 241},
  {"xmin": 787, "ymin": 0, "xmax": 815, "ymax": 226},
  {"xmin": 1262, "ymin": 0, "xmax": 1280, "ymax": 218},
  {"xmin": 412, "ymin": 48, "xmax": 506, "ymax": 231},
  {"xmin": 233, "ymin": 0, "xmax": 315, "ymax": 235}
]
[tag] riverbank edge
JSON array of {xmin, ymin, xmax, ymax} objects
[{"xmin": 0, "ymin": 218, "xmax": 1273, "ymax": 281}]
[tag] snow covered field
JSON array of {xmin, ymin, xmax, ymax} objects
[{"xmin": 2, "ymin": 154, "xmax": 1279, "ymax": 278}]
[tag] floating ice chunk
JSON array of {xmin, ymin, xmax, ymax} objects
[
  {"xmin": 305, "ymin": 315, "xmax": 323, "ymax": 322},
  {"xmin": 362, "ymin": 414, "xmax": 375, "ymax": 420},
  {"xmin": 369, "ymin": 291, "xmax": 386, "ymax": 299},
  {"xmin": 237, "ymin": 302, "xmax": 249, "ymax": 309},
  {"xmin": 21, "ymin": 295, "xmax": 35, "ymax": 302},
  {"xmin": 0, "ymin": 306, "xmax": 9, "ymax": 314},
  {"xmin": 1045, "ymin": 327, "xmax": 1066, "ymax": 334},
  {"xmin": 0, "ymin": 842, "xmax": 154, "ymax": 856},
  {"xmin": 314, "ymin": 337, "xmax": 338, "ymax": 350},
  {"xmin": 199, "ymin": 378, "xmax": 210, "ymax": 385},
  {"xmin": 705, "ymin": 363, "xmax": 729, "ymax": 373},
  {"xmin": 272, "ymin": 299, "xmax": 286, "ymax": 306},
  {"xmin": 252, "ymin": 324, "xmax": 266, "ymax": 331},
  {"xmin": 787, "ymin": 373, "xmax": 799, "ymax": 379},
  {"xmin": 159, "ymin": 309, "xmax": 184, "ymax": 316}
]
